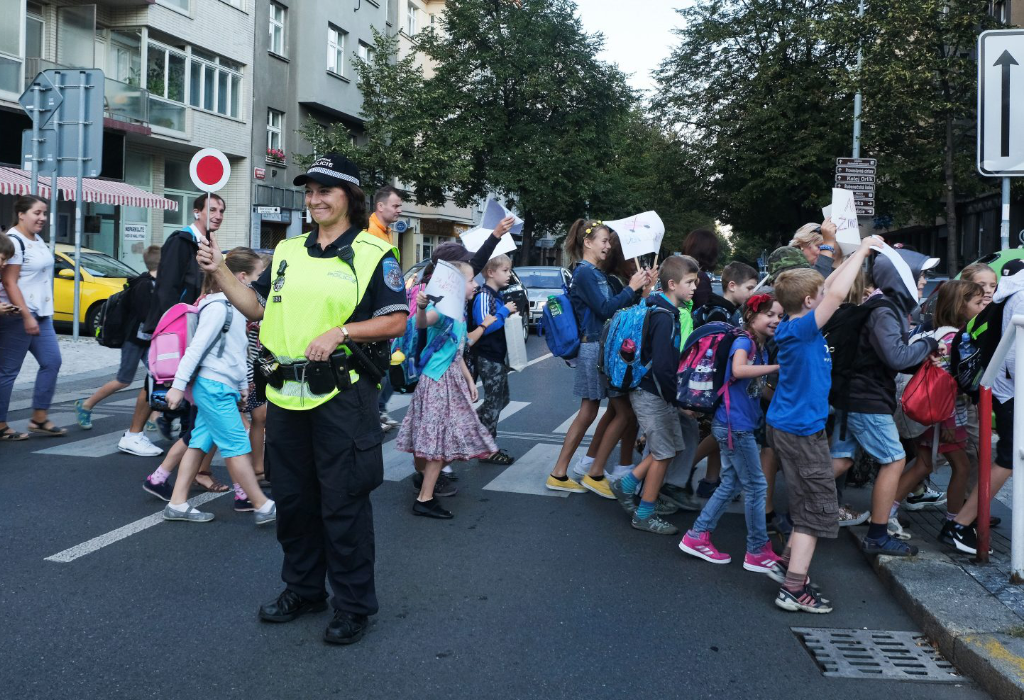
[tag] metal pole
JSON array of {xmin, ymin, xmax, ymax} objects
[
  {"xmin": 1013, "ymin": 323, "xmax": 1024, "ymax": 580},
  {"xmin": 1001, "ymin": 177, "xmax": 1011, "ymax": 251},
  {"xmin": 977, "ymin": 386, "xmax": 992, "ymax": 564},
  {"xmin": 72, "ymin": 73, "xmax": 87, "ymax": 340},
  {"xmin": 30, "ymin": 82, "xmax": 41, "ymax": 196},
  {"xmin": 852, "ymin": 0, "xmax": 865, "ymax": 158},
  {"xmin": 49, "ymin": 73, "xmax": 62, "ymax": 256}
]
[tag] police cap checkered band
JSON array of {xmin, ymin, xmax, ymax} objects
[{"xmin": 293, "ymin": 153, "xmax": 361, "ymax": 188}]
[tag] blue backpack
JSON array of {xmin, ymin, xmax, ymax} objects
[
  {"xmin": 599, "ymin": 304, "xmax": 675, "ymax": 392},
  {"xmin": 541, "ymin": 285, "xmax": 585, "ymax": 360}
]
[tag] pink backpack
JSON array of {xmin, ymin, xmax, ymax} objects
[{"xmin": 148, "ymin": 299, "xmax": 233, "ymax": 402}]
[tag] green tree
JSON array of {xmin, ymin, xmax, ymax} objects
[
  {"xmin": 851, "ymin": 1, "xmax": 999, "ymax": 274},
  {"xmin": 654, "ymin": 0, "xmax": 859, "ymax": 248}
]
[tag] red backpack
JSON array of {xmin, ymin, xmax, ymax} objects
[{"xmin": 900, "ymin": 360, "xmax": 957, "ymax": 426}]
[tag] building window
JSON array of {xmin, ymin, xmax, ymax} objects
[
  {"xmin": 328, "ymin": 25, "xmax": 345, "ymax": 75},
  {"xmin": 221, "ymin": 0, "xmax": 244, "ymax": 9},
  {"xmin": 267, "ymin": 109, "xmax": 283, "ymax": 158},
  {"xmin": 157, "ymin": 0, "xmax": 189, "ymax": 11},
  {"xmin": 188, "ymin": 52, "xmax": 243, "ymax": 119},
  {"xmin": 358, "ymin": 42, "xmax": 373, "ymax": 64},
  {"xmin": 407, "ymin": 2, "xmax": 417, "ymax": 35},
  {"xmin": 147, "ymin": 41, "xmax": 187, "ymax": 103},
  {"xmin": 25, "ymin": 4, "xmax": 43, "ymax": 60},
  {"xmin": 269, "ymin": 2, "xmax": 285, "ymax": 55},
  {"xmin": 421, "ymin": 234, "xmax": 435, "ymax": 261}
]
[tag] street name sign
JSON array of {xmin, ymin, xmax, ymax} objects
[{"xmin": 978, "ymin": 30, "xmax": 1024, "ymax": 176}]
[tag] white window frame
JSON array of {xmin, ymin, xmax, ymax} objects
[
  {"xmin": 0, "ymin": 0, "xmax": 26, "ymax": 97},
  {"xmin": 156, "ymin": 0, "xmax": 190, "ymax": 14},
  {"xmin": 220, "ymin": 0, "xmax": 244, "ymax": 10},
  {"xmin": 146, "ymin": 40, "xmax": 188, "ymax": 104},
  {"xmin": 357, "ymin": 41, "xmax": 373, "ymax": 64},
  {"xmin": 188, "ymin": 52, "xmax": 244, "ymax": 120},
  {"xmin": 267, "ymin": 109, "xmax": 283, "ymax": 153},
  {"xmin": 269, "ymin": 2, "xmax": 285, "ymax": 55},
  {"xmin": 327, "ymin": 24, "xmax": 345, "ymax": 75},
  {"xmin": 407, "ymin": 2, "xmax": 417, "ymax": 35}
]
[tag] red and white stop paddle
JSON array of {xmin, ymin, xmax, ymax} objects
[{"xmin": 189, "ymin": 148, "xmax": 231, "ymax": 242}]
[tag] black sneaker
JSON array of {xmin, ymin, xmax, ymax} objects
[
  {"xmin": 952, "ymin": 524, "xmax": 993, "ymax": 555},
  {"xmin": 156, "ymin": 415, "xmax": 176, "ymax": 441},
  {"xmin": 234, "ymin": 497, "xmax": 254, "ymax": 512},
  {"xmin": 696, "ymin": 478, "xmax": 721, "ymax": 499},
  {"xmin": 937, "ymin": 520, "xmax": 955, "ymax": 546},
  {"xmin": 412, "ymin": 472, "xmax": 458, "ymax": 497},
  {"xmin": 143, "ymin": 477, "xmax": 174, "ymax": 501},
  {"xmin": 767, "ymin": 512, "xmax": 794, "ymax": 537},
  {"xmin": 413, "ymin": 498, "xmax": 453, "ymax": 519}
]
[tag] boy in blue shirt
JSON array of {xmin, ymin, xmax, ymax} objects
[{"xmin": 766, "ymin": 235, "xmax": 881, "ymax": 613}]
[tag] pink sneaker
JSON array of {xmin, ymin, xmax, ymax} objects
[
  {"xmin": 678, "ymin": 530, "xmax": 731, "ymax": 564},
  {"xmin": 743, "ymin": 542, "xmax": 783, "ymax": 573}
]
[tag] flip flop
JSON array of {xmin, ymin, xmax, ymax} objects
[
  {"xmin": 27, "ymin": 420, "xmax": 67, "ymax": 437},
  {"xmin": 0, "ymin": 426, "xmax": 29, "ymax": 441}
]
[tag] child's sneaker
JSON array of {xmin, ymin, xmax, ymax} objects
[
  {"xmin": 571, "ymin": 456, "xmax": 594, "ymax": 480},
  {"xmin": 605, "ymin": 463, "xmax": 634, "ymax": 481},
  {"xmin": 545, "ymin": 474, "xmax": 587, "ymax": 494},
  {"xmin": 951, "ymin": 523, "xmax": 992, "ymax": 555},
  {"xmin": 234, "ymin": 497, "xmax": 255, "ymax": 512},
  {"xmin": 937, "ymin": 520, "xmax": 956, "ymax": 547},
  {"xmin": 581, "ymin": 474, "xmax": 615, "ymax": 499},
  {"xmin": 861, "ymin": 534, "xmax": 918, "ymax": 557},
  {"xmin": 145, "ymin": 420, "xmax": 158, "ymax": 433},
  {"xmin": 142, "ymin": 476, "xmax": 173, "ymax": 501},
  {"xmin": 838, "ymin": 505, "xmax": 869, "ymax": 527},
  {"xmin": 678, "ymin": 530, "xmax": 731, "ymax": 564},
  {"xmin": 743, "ymin": 542, "xmax": 782, "ymax": 573},
  {"xmin": 609, "ymin": 476, "xmax": 638, "ymax": 513},
  {"xmin": 775, "ymin": 584, "xmax": 833, "ymax": 614},
  {"xmin": 655, "ymin": 497, "xmax": 678, "ymax": 516},
  {"xmin": 905, "ymin": 487, "xmax": 946, "ymax": 511},
  {"xmin": 659, "ymin": 483, "xmax": 700, "ymax": 511},
  {"xmin": 767, "ymin": 512, "xmax": 793, "ymax": 537},
  {"xmin": 695, "ymin": 478, "xmax": 720, "ymax": 498},
  {"xmin": 74, "ymin": 399, "xmax": 93, "ymax": 430},
  {"xmin": 887, "ymin": 516, "xmax": 912, "ymax": 540},
  {"xmin": 631, "ymin": 513, "xmax": 679, "ymax": 535}
]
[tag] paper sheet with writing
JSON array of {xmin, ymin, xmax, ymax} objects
[
  {"xmin": 831, "ymin": 188, "xmax": 861, "ymax": 254},
  {"xmin": 605, "ymin": 211, "xmax": 666, "ymax": 260},
  {"xmin": 424, "ymin": 259, "xmax": 467, "ymax": 321},
  {"xmin": 481, "ymin": 198, "xmax": 524, "ymax": 235},
  {"xmin": 460, "ymin": 226, "xmax": 517, "ymax": 259}
]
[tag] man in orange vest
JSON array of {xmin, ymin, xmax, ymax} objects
[
  {"xmin": 369, "ymin": 185, "xmax": 405, "ymax": 430},
  {"xmin": 367, "ymin": 185, "xmax": 404, "ymax": 251}
]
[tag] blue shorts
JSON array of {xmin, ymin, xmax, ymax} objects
[
  {"xmin": 116, "ymin": 341, "xmax": 148, "ymax": 384},
  {"xmin": 189, "ymin": 376, "xmax": 250, "ymax": 458},
  {"xmin": 830, "ymin": 411, "xmax": 905, "ymax": 465}
]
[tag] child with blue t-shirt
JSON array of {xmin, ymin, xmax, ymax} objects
[
  {"xmin": 680, "ymin": 293, "xmax": 782, "ymax": 572},
  {"xmin": 764, "ymin": 235, "xmax": 881, "ymax": 614}
]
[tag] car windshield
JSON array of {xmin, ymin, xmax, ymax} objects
[
  {"xmin": 517, "ymin": 270, "xmax": 563, "ymax": 288},
  {"xmin": 70, "ymin": 253, "xmax": 139, "ymax": 278}
]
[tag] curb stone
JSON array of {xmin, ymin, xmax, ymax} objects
[{"xmin": 850, "ymin": 528, "xmax": 1024, "ymax": 699}]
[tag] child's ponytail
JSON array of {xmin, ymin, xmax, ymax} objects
[{"xmin": 563, "ymin": 218, "xmax": 607, "ymax": 265}]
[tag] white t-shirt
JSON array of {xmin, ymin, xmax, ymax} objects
[{"xmin": 1, "ymin": 230, "xmax": 55, "ymax": 317}]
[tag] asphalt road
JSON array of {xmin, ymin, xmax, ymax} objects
[{"xmin": 0, "ymin": 338, "xmax": 990, "ymax": 699}]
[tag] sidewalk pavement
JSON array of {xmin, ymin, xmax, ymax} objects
[
  {"xmin": 847, "ymin": 472, "xmax": 1024, "ymax": 700},
  {"xmin": 9, "ymin": 336, "xmax": 139, "ymax": 413}
]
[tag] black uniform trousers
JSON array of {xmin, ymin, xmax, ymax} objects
[{"xmin": 266, "ymin": 379, "xmax": 385, "ymax": 616}]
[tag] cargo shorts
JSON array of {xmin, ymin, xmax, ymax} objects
[{"xmin": 767, "ymin": 425, "xmax": 838, "ymax": 539}]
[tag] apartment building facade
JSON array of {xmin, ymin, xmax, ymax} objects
[{"xmin": 0, "ymin": 0, "xmax": 254, "ymax": 271}]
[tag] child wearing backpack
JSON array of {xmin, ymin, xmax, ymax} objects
[
  {"xmin": 680, "ymin": 293, "xmax": 783, "ymax": 570},
  {"xmin": 75, "ymin": 246, "xmax": 161, "ymax": 434},
  {"xmin": 829, "ymin": 248, "xmax": 940, "ymax": 556},
  {"xmin": 547, "ymin": 219, "xmax": 649, "ymax": 495},
  {"xmin": 396, "ymin": 261, "xmax": 499, "ymax": 519},
  {"xmin": 765, "ymin": 236, "xmax": 881, "ymax": 613},
  {"xmin": 160, "ymin": 248, "xmax": 276, "ymax": 525},
  {"xmin": 471, "ymin": 254, "xmax": 519, "ymax": 466},
  {"xmin": 608, "ymin": 255, "xmax": 699, "ymax": 534},
  {"xmin": 890, "ymin": 280, "xmax": 985, "ymax": 543},
  {"xmin": 692, "ymin": 261, "xmax": 758, "ymax": 327}
]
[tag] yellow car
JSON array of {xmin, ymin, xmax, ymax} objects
[{"xmin": 53, "ymin": 245, "xmax": 141, "ymax": 336}]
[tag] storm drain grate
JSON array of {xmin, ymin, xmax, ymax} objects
[{"xmin": 793, "ymin": 628, "xmax": 961, "ymax": 683}]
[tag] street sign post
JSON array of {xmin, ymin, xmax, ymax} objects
[
  {"xmin": 835, "ymin": 157, "xmax": 877, "ymax": 218},
  {"xmin": 978, "ymin": 29, "xmax": 1024, "ymax": 250}
]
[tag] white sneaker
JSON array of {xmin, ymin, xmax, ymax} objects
[
  {"xmin": 118, "ymin": 431, "xmax": 163, "ymax": 457},
  {"xmin": 888, "ymin": 516, "xmax": 912, "ymax": 540},
  {"xmin": 605, "ymin": 464, "xmax": 634, "ymax": 481},
  {"xmin": 380, "ymin": 412, "xmax": 399, "ymax": 428},
  {"xmin": 572, "ymin": 456, "xmax": 594, "ymax": 480}
]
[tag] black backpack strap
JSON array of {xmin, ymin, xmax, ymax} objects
[{"xmin": 8, "ymin": 232, "xmax": 26, "ymax": 258}]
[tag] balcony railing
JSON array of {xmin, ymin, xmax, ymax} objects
[
  {"xmin": 148, "ymin": 95, "xmax": 186, "ymax": 132},
  {"xmin": 24, "ymin": 59, "xmax": 150, "ymax": 126}
]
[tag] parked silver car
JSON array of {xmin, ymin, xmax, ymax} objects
[{"xmin": 516, "ymin": 265, "xmax": 572, "ymax": 331}]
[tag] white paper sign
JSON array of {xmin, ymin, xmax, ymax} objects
[
  {"xmin": 504, "ymin": 313, "xmax": 528, "ymax": 372},
  {"xmin": 831, "ymin": 188, "xmax": 861, "ymax": 254},
  {"xmin": 821, "ymin": 205, "xmax": 832, "ymax": 220},
  {"xmin": 460, "ymin": 225, "xmax": 517, "ymax": 259},
  {"xmin": 123, "ymin": 225, "xmax": 146, "ymax": 241},
  {"xmin": 871, "ymin": 244, "xmax": 919, "ymax": 301},
  {"xmin": 424, "ymin": 259, "xmax": 467, "ymax": 321},
  {"xmin": 481, "ymin": 198, "xmax": 524, "ymax": 235},
  {"xmin": 605, "ymin": 211, "xmax": 666, "ymax": 260}
]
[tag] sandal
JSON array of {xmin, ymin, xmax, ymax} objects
[
  {"xmin": 27, "ymin": 420, "xmax": 67, "ymax": 437},
  {"xmin": 0, "ymin": 426, "xmax": 29, "ymax": 441},
  {"xmin": 254, "ymin": 470, "xmax": 270, "ymax": 486},
  {"xmin": 192, "ymin": 470, "xmax": 230, "ymax": 493},
  {"xmin": 479, "ymin": 449, "xmax": 516, "ymax": 466}
]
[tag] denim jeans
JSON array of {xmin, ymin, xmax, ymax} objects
[
  {"xmin": 378, "ymin": 373, "xmax": 394, "ymax": 414},
  {"xmin": 691, "ymin": 420, "xmax": 769, "ymax": 553},
  {"xmin": 0, "ymin": 314, "xmax": 62, "ymax": 421}
]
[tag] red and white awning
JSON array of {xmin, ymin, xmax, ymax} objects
[{"xmin": 0, "ymin": 168, "xmax": 178, "ymax": 211}]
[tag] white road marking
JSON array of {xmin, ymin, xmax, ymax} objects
[
  {"xmin": 34, "ymin": 429, "xmax": 131, "ymax": 457},
  {"xmin": 45, "ymin": 491, "xmax": 232, "ymax": 563},
  {"xmin": 523, "ymin": 352, "xmax": 553, "ymax": 368},
  {"xmin": 482, "ymin": 443, "xmax": 569, "ymax": 498},
  {"xmin": 554, "ymin": 407, "xmax": 606, "ymax": 436}
]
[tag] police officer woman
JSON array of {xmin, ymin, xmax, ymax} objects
[{"xmin": 197, "ymin": 154, "xmax": 408, "ymax": 645}]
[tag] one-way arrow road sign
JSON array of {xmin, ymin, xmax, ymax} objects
[{"xmin": 978, "ymin": 30, "xmax": 1024, "ymax": 176}]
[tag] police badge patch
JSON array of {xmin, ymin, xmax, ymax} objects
[
  {"xmin": 273, "ymin": 275, "xmax": 285, "ymax": 292},
  {"xmin": 383, "ymin": 257, "xmax": 404, "ymax": 292}
]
